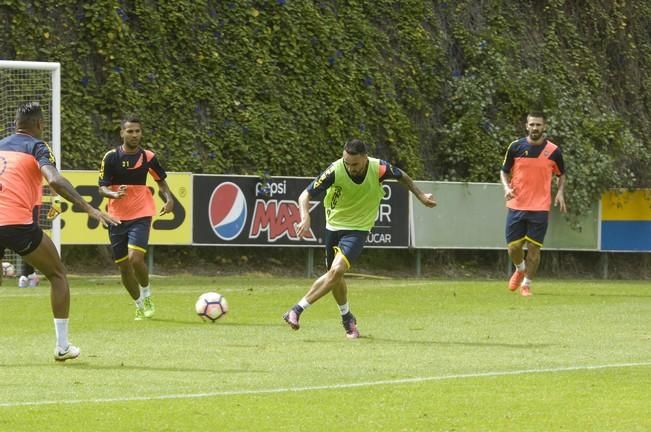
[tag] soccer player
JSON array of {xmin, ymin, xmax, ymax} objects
[
  {"xmin": 98, "ymin": 116, "xmax": 174, "ymax": 320},
  {"xmin": 0, "ymin": 102, "xmax": 119, "ymax": 361},
  {"xmin": 500, "ymin": 111, "xmax": 566, "ymax": 296},
  {"xmin": 283, "ymin": 139, "xmax": 437, "ymax": 338}
]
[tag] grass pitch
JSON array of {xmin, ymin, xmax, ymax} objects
[{"xmin": 0, "ymin": 275, "xmax": 650, "ymax": 431}]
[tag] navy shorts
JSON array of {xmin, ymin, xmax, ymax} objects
[
  {"xmin": 0, "ymin": 223, "xmax": 44, "ymax": 256},
  {"xmin": 324, "ymin": 229, "xmax": 367, "ymax": 270},
  {"xmin": 108, "ymin": 217, "xmax": 152, "ymax": 262},
  {"xmin": 505, "ymin": 209, "xmax": 549, "ymax": 247}
]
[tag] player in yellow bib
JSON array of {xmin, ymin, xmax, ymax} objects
[{"xmin": 283, "ymin": 139, "xmax": 436, "ymax": 338}]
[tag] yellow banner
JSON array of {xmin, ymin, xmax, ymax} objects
[
  {"xmin": 59, "ymin": 170, "xmax": 192, "ymax": 245},
  {"xmin": 601, "ymin": 189, "xmax": 651, "ymax": 221}
]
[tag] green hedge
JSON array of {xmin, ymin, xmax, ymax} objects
[{"xmin": 1, "ymin": 0, "xmax": 649, "ymax": 223}]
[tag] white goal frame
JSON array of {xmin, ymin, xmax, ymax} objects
[{"xmin": 0, "ymin": 60, "xmax": 62, "ymax": 256}]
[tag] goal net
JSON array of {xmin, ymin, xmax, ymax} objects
[{"xmin": 0, "ymin": 61, "xmax": 61, "ymax": 282}]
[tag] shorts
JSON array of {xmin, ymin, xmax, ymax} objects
[
  {"xmin": 0, "ymin": 223, "xmax": 44, "ymax": 256},
  {"xmin": 108, "ymin": 217, "xmax": 152, "ymax": 263},
  {"xmin": 505, "ymin": 209, "xmax": 549, "ymax": 247},
  {"xmin": 324, "ymin": 229, "xmax": 367, "ymax": 270}
]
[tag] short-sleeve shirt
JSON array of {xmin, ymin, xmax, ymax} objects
[
  {"xmin": 501, "ymin": 138, "xmax": 565, "ymax": 211},
  {"xmin": 0, "ymin": 133, "xmax": 55, "ymax": 225},
  {"xmin": 99, "ymin": 146, "xmax": 167, "ymax": 221}
]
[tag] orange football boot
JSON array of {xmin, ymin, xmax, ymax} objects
[{"xmin": 508, "ymin": 270, "xmax": 525, "ymax": 291}]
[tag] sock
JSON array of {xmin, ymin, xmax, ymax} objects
[
  {"xmin": 135, "ymin": 294, "xmax": 144, "ymax": 309},
  {"xmin": 140, "ymin": 285, "xmax": 151, "ymax": 298},
  {"xmin": 522, "ymin": 277, "xmax": 532, "ymax": 286},
  {"xmin": 295, "ymin": 297, "xmax": 311, "ymax": 314},
  {"xmin": 514, "ymin": 261, "xmax": 526, "ymax": 272},
  {"xmin": 338, "ymin": 302, "xmax": 350, "ymax": 316},
  {"xmin": 341, "ymin": 311, "xmax": 354, "ymax": 322},
  {"xmin": 54, "ymin": 318, "xmax": 69, "ymax": 349}
]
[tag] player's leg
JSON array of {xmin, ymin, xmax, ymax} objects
[
  {"xmin": 505, "ymin": 209, "xmax": 527, "ymax": 291},
  {"xmin": 117, "ymin": 258, "xmax": 146, "ymax": 320},
  {"xmin": 110, "ymin": 221, "xmax": 144, "ymax": 318},
  {"xmin": 331, "ymin": 270, "xmax": 361, "ymax": 338},
  {"xmin": 305, "ymin": 254, "xmax": 349, "ymax": 304},
  {"xmin": 116, "ymin": 258, "xmax": 141, "ymax": 300},
  {"xmin": 283, "ymin": 254, "xmax": 349, "ymax": 330},
  {"xmin": 7, "ymin": 225, "xmax": 65, "ymax": 316},
  {"xmin": 520, "ymin": 211, "xmax": 549, "ymax": 296},
  {"xmin": 327, "ymin": 255, "xmax": 360, "ymax": 339},
  {"xmin": 18, "ymin": 225, "xmax": 79, "ymax": 361},
  {"xmin": 283, "ymin": 230, "xmax": 345, "ymax": 330},
  {"xmin": 126, "ymin": 248, "xmax": 154, "ymax": 318},
  {"xmin": 20, "ymin": 206, "xmax": 40, "ymax": 288},
  {"xmin": 129, "ymin": 248, "xmax": 148, "ymax": 287},
  {"xmin": 331, "ymin": 277, "xmax": 348, "ymax": 308},
  {"xmin": 23, "ymin": 234, "xmax": 68, "ymax": 316},
  {"xmin": 524, "ymin": 243, "xmax": 542, "ymax": 278},
  {"xmin": 284, "ymin": 230, "xmax": 365, "ymax": 336},
  {"xmin": 330, "ymin": 232, "xmax": 366, "ymax": 338},
  {"xmin": 127, "ymin": 217, "xmax": 154, "ymax": 317},
  {"xmin": 127, "ymin": 218, "xmax": 151, "ymax": 287}
]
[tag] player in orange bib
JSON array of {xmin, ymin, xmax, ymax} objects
[
  {"xmin": 0, "ymin": 102, "xmax": 119, "ymax": 361},
  {"xmin": 500, "ymin": 111, "xmax": 566, "ymax": 296},
  {"xmin": 99, "ymin": 116, "xmax": 174, "ymax": 320}
]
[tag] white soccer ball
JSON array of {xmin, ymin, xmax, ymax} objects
[
  {"xmin": 195, "ymin": 292, "xmax": 228, "ymax": 322},
  {"xmin": 2, "ymin": 262, "xmax": 16, "ymax": 277}
]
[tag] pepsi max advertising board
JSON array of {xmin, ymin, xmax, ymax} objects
[{"xmin": 193, "ymin": 175, "xmax": 409, "ymax": 247}]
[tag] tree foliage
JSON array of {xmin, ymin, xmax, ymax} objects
[{"xmin": 0, "ymin": 0, "xmax": 649, "ymax": 223}]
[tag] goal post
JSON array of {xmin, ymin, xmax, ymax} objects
[{"xmin": 0, "ymin": 60, "xmax": 62, "ymax": 277}]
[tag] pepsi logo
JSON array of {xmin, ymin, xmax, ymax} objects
[{"xmin": 209, "ymin": 182, "xmax": 247, "ymax": 241}]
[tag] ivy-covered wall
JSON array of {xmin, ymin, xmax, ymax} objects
[{"xmin": 1, "ymin": 0, "xmax": 650, "ymax": 223}]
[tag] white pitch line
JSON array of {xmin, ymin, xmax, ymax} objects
[{"xmin": 1, "ymin": 361, "xmax": 650, "ymax": 408}]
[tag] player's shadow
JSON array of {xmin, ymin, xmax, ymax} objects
[
  {"xmin": 0, "ymin": 362, "xmax": 265, "ymax": 374},
  {"xmin": 304, "ymin": 336, "xmax": 553, "ymax": 349},
  {"xmin": 149, "ymin": 317, "xmax": 275, "ymax": 327},
  {"xmin": 72, "ymin": 363, "xmax": 266, "ymax": 374},
  {"xmin": 535, "ymin": 292, "xmax": 651, "ymax": 298},
  {"xmin": 371, "ymin": 337, "xmax": 553, "ymax": 349}
]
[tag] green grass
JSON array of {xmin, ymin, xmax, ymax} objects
[{"xmin": 1, "ymin": 275, "xmax": 650, "ymax": 431}]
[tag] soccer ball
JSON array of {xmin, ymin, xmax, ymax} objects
[
  {"xmin": 2, "ymin": 262, "xmax": 16, "ymax": 277},
  {"xmin": 195, "ymin": 292, "xmax": 228, "ymax": 322}
]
